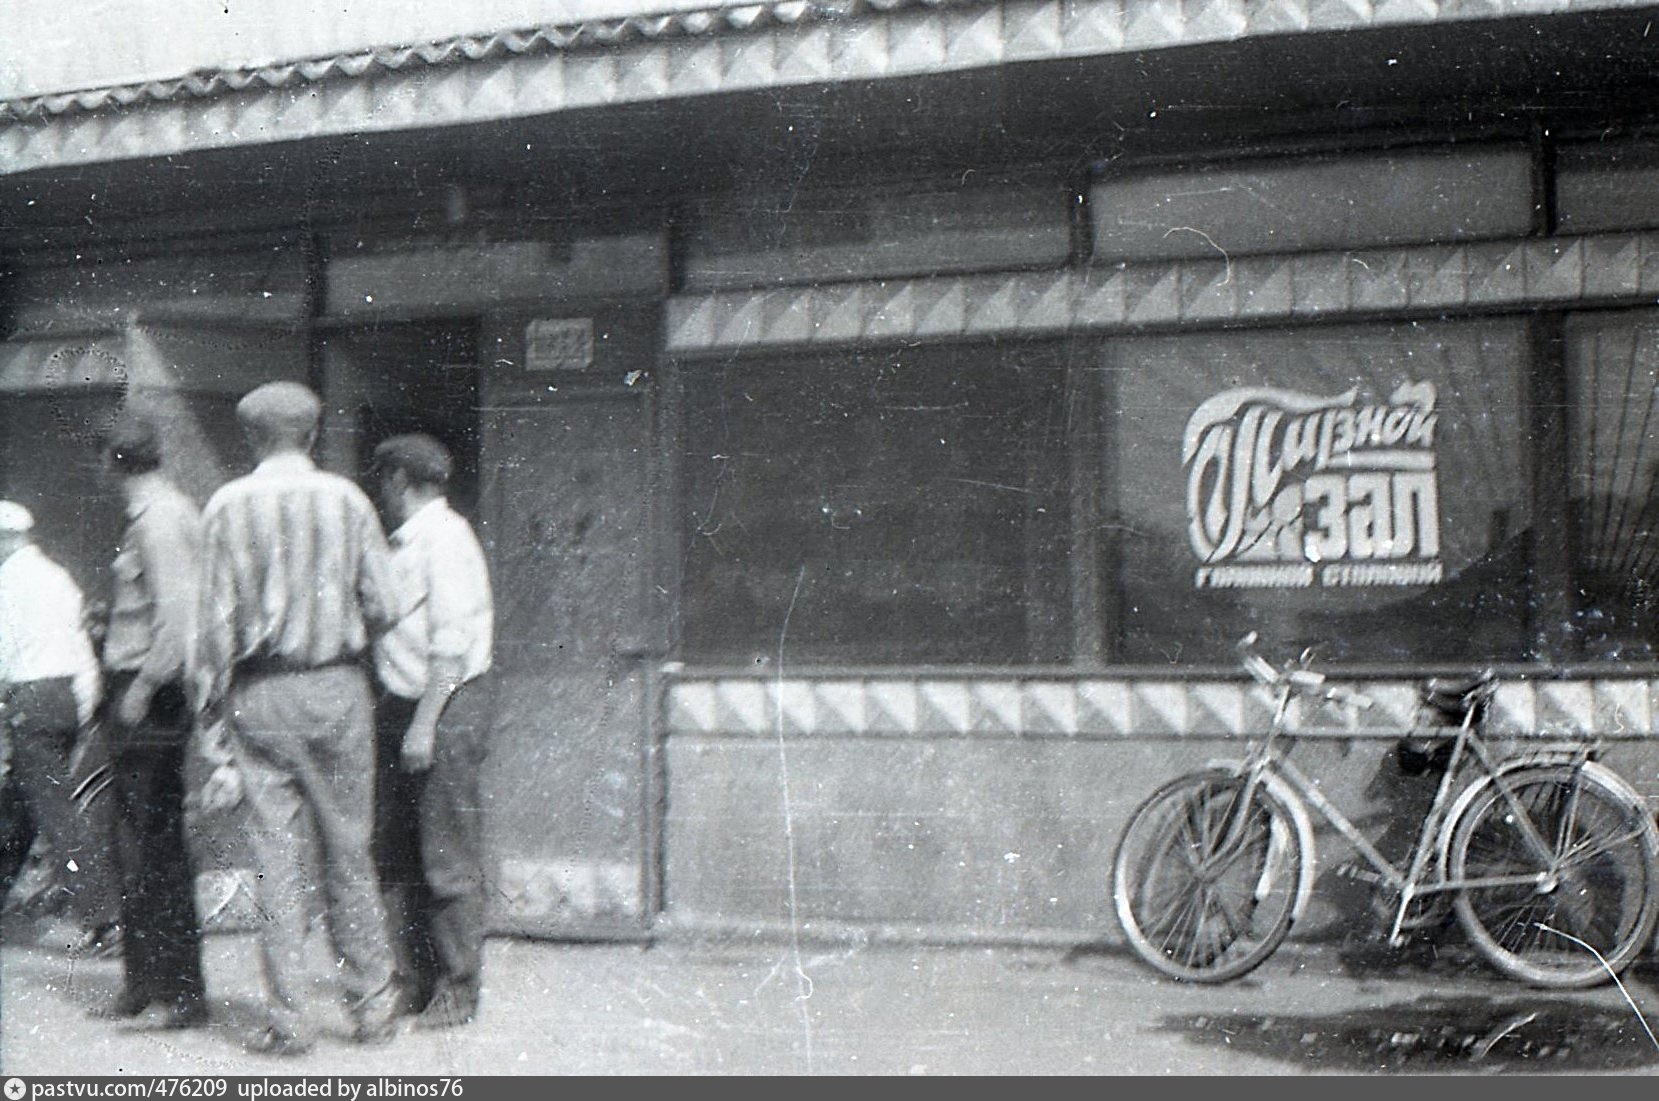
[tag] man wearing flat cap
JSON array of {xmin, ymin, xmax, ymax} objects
[
  {"xmin": 371, "ymin": 433, "xmax": 494, "ymax": 1030},
  {"xmin": 189, "ymin": 381, "xmax": 403, "ymax": 1056},
  {"xmin": 0, "ymin": 501, "xmax": 119, "ymax": 949},
  {"xmin": 97, "ymin": 414, "xmax": 207, "ymax": 1028}
]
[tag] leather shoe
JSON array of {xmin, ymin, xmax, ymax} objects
[
  {"xmin": 414, "ymin": 985, "xmax": 476, "ymax": 1030},
  {"xmin": 352, "ymin": 978, "xmax": 404, "ymax": 1044},
  {"xmin": 158, "ymin": 1000, "xmax": 209, "ymax": 1030},
  {"xmin": 74, "ymin": 923, "xmax": 123, "ymax": 958},
  {"xmin": 248, "ymin": 1025, "xmax": 313, "ymax": 1058},
  {"xmin": 92, "ymin": 989, "xmax": 152, "ymax": 1019}
]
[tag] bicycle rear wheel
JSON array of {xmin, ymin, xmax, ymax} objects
[
  {"xmin": 1450, "ymin": 762, "xmax": 1659, "ymax": 988},
  {"xmin": 1112, "ymin": 770, "xmax": 1303, "ymax": 982}
]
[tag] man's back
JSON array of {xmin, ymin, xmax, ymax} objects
[{"xmin": 197, "ymin": 452, "xmax": 397, "ymax": 698}]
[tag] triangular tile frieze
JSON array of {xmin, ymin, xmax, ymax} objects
[
  {"xmin": 770, "ymin": 679, "xmax": 818, "ymax": 733},
  {"xmin": 1058, "ymin": 0, "xmax": 1127, "ymax": 52},
  {"xmin": 911, "ymin": 278, "xmax": 970, "ymax": 336},
  {"xmin": 814, "ymin": 680, "xmax": 868, "ymax": 733},
  {"xmin": 773, "ymin": 25, "xmax": 834, "ymax": 81},
  {"xmin": 1533, "ymin": 680, "xmax": 1597, "ymax": 737},
  {"xmin": 668, "ymin": 681, "xmax": 718, "ymax": 734},
  {"xmin": 665, "ymin": 676, "xmax": 1659, "ymax": 739},
  {"xmin": 562, "ymin": 54, "xmax": 620, "ymax": 108},
  {"xmin": 867, "ymin": 680, "xmax": 920, "ymax": 733},
  {"xmin": 1464, "ymin": 240, "xmax": 1529, "ymax": 304},
  {"xmin": 1003, "ymin": 0, "xmax": 1064, "ymax": 58},
  {"xmin": 1230, "ymin": 254, "xmax": 1295, "ymax": 319},
  {"xmin": 1524, "ymin": 238, "xmax": 1585, "ymax": 302},
  {"xmin": 1132, "ymin": 681, "xmax": 1189, "ymax": 734},
  {"xmin": 1348, "ymin": 250, "xmax": 1410, "ymax": 311},
  {"xmin": 886, "ymin": 10, "xmax": 949, "ymax": 74},
  {"xmin": 1593, "ymin": 679, "xmax": 1653, "ymax": 737},
  {"xmin": 969, "ymin": 681, "xmax": 1025, "ymax": 733},
  {"xmin": 713, "ymin": 680, "xmax": 770, "ymax": 733},
  {"xmin": 1290, "ymin": 252, "xmax": 1351, "ymax": 316},
  {"xmin": 1178, "ymin": 259, "xmax": 1239, "ymax": 322},
  {"xmin": 1371, "ymin": 0, "xmax": 1440, "ymax": 22},
  {"xmin": 1581, "ymin": 234, "xmax": 1644, "ymax": 299},
  {"xmin": 1023, "ymin": 682, "xmax": 1080, "ymax": 735},
  {"xmin": 1124, "ymin": 0, "xmax": 1189, "ymax": 47},
  {"xmin": 722, "ymin": 30, "xmax": 779, "ymax": 84},
  {"xmin": 1188, "ymin": 681, "xmax": 1246, "ymax": 735},
  {"xmin": 668, "ymin": 231, "xmax": 1659, "ymax": 352},
  {"xmin": 1185, "ymin": 0, "xmax": 1251, "ymax": 40},
  {"xmin": 919, "ymin": 682, "xmax": 973, "ymax": 734},
  {"xmin": 942, "ymin": 4, "xmax": 1006, "ymax": 65},
  {"xmin": 1403, "ymin": 244, "xmax": 1471, "ymax": 310},
  {"xmin": 1077, "ymin": 680, "xmax": 1133, "ymax": 735},
  {"xmin": 1246, "ymin": 0, "xmax": 1315, "ymax": 32}
]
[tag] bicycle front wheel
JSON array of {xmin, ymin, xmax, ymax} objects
[
  {"xmin": 1450, "ymin": 762, "xmax": 1659, "ymax": 988},
  {"xmin": 1112, "ymin": 770, "xmax": 1303, "ymax": 983}
]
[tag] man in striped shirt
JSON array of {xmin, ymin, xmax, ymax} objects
[{"xmin": 191, "ymin": 381, "xmax": 402, "ymax": 1057}]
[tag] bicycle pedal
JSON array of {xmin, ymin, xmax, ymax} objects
[{"xmin": 1335, "ymin": 863, "xmax": 1385, "ymax": 886}]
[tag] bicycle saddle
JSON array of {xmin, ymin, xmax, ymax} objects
[{"xmin": 1420, "ymin": 674, "xmax": 1493, "ymax": 724}]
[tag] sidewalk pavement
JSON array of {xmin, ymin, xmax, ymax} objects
[{"xmin": 5, "ymin": 927, "xmax": 1659, "ymax": 1075}]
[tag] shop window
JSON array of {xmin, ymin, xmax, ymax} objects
[
  {"xmin": 1555, "ymin": 139, "xmax": 1659, "ymax": 235},
  {"xmin": 681, "ymin": 181, "xmax": 1073, "ymax": 291},
  {"xmin": 1107, "ymin": 320, "xmax": 1532, "ymax": 665},
  {"xmin": 680, "ymin": 343, "xmax": 1071, "ymax": 665},
  {"xmin": 1090, "ymin": 146, "xmax": 1532, "ymax": 264},
  {"xmin": 1563, "ymin": 311, "xmax": 1659, "ymax": 659}
]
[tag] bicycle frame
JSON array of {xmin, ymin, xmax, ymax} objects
[{"xmin": 1220, "ymin": 655, "xmax": 1587, "ymax": 948}]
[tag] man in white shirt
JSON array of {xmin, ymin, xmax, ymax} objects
[
  {"xmin": 370, "ymin": 435, "xmax": 494, "ymax": 1030},
  {"xmin": 0, "ymin": 500, "xmax": 119, "ymax": 950}
]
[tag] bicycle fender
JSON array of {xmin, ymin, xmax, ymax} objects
[
  {"xmin": 1205, "ymin": 758, "xmax": 1319, "ymax": 924},
  {"xmin": 1435, "ymin": 756, "xmax": 1655, "ymax": 871}
]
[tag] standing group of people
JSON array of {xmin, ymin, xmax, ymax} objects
[{"xmin": 0, "ymin": 380, "xmax": 495, "ymax": 1057}]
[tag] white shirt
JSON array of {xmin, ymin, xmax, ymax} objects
[
  {"xmin": 0, "ymin": 543, "xmax": 102, "ymax": 725},
  {"xmin": 374, "ymin": 498, "xmax": 494, "ymax": 701}
]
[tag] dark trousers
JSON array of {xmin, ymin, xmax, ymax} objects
[
  {"xmin": 373, "ymin": 681, "xmax": 488, "ymax": 1009},
  {"xmin": 105, "ymin": 672, "xmax": 205, "ymax": 1007},
  {"xmin": 0, "ymin": 678, "xmax": 120, "ymax": 928}
]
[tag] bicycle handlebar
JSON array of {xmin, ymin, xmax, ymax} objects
[{"xmin": 1237, "ymin": 633, "xmax": 1375, "ymax": 710}]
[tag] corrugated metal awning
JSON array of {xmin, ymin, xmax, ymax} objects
[{"xmin": 1, "ymin": 0, "xmax": 1652, "ymax": 176}]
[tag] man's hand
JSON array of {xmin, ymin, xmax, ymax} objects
[
  {"xmin": 401, "ymin": 720, "xmax": 437, "ymax": 773},
  {"xmin": 117, "ymin": 678, "xmax": 153, "ymax": 727},
  {"xmin": 197, "ymin": 762, "xmax": 244, "ymax": 815}
]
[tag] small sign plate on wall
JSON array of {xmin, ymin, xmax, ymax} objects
[{"xmin": 525, "ymin": 318, "xmax": 594, "ymax": 371}]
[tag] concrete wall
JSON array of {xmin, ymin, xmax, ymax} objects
[{"xmin": 661, "ymin": 676, "xmax": 1659, "ymax": 944}]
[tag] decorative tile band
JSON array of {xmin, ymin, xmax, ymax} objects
[
  {"xmin": 665, "ymin": 231, "xmax": 1659, "ymax": 351},
  {"xmin": 665, "ymin": 675, "xmax": 1659, "ymax": 738},
  {"xmin": 3, "ymin": 0, "xmax": 1651, "ymax": 174}
]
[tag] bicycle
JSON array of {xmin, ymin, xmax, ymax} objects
[{"xmin": 1111, "ymin": 633, "xmax": 1659, "ymax": 988}]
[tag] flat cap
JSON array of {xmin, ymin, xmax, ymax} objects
[
  {"xmin": 372, "ymin": 433, "xmax": 453, "ymax": 487},
  {"xmin": 237, "ymin": 381, "xmax": 322, "ymax": 436},
  {"xmin": 0, "ymin": 501, "xmax": 34, "ymax": 533},
  {"xmin": 105, "ymin": 413, "xmax": 163, "ymax": 471}
]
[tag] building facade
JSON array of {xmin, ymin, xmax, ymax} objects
[{"xmin": 5, "ymin": 0, "xmax": 1659, "ymax": 944}]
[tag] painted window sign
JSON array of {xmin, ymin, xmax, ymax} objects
[{"xmin": 1184, "ymin": 382, "xmax": 1445, "ymax": 591}]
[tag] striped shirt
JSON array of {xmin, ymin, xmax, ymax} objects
[{"xmin": 191, "ymin": 452, "xmax": 400, "ymax": 708}]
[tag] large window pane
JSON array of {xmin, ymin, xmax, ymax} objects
[
  {"xmin": 1564, "ymin": 311, "xmax": 1659, "ymax": 659},
  {"xmin": 1109, "ymin": 320, "xmax": 1532, "ymax": 664},
  {"xmin": 681, "ymin": 343, "xmax": 1071, "ymax": 665},
  {"xmin": 1091, "ymin": 146, "xmax": 1532, "ymax": 263}
]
